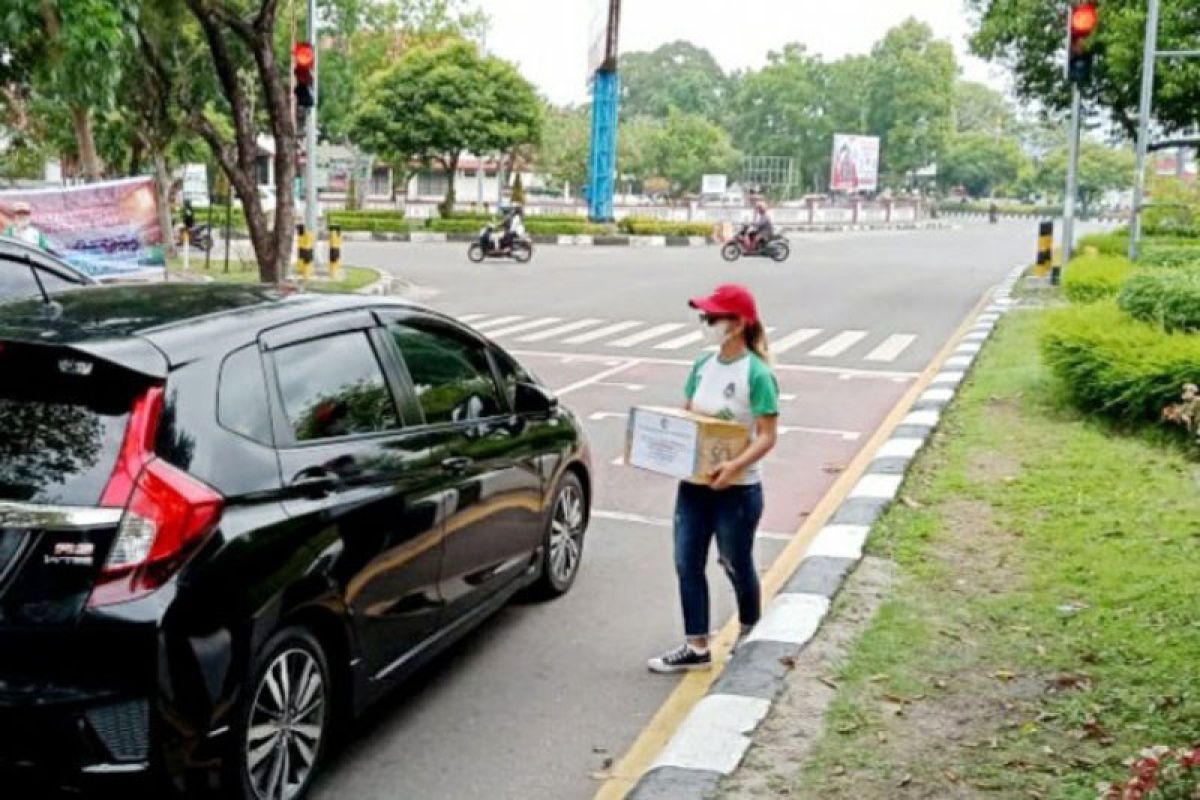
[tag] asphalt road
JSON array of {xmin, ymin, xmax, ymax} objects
[{"xmin": 299, "ymin": 220, "xmax": 1061, "ymax": 800}]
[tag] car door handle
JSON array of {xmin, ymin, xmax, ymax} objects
[
  {"xmin": 441, "ymin": 457, "xmax": 473, "ymax": 475},
  {"xmin": 290, "ymin": 468, "xmax": 340, "ymax": 498}
]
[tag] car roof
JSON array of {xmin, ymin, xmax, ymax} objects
[{"xmin": 0, "ymin": 282, "xmax": 421, "ymax": 367}]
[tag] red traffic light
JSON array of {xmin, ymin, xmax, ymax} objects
[
  {"xmin": 293, "ymin": 42, "xmax": 315, "ymax": 70},
  {"xmin": 1070, "ymin": 3, "xmax": 1098, "ymax": 39}
]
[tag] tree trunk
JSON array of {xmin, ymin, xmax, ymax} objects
[
  {"xmin": 439, "ymin": 155, "xmax": 458, "ymax": 217},
  {"xmin": 152, "ymin": 151, "xmax": 177, "ymax": 259},
  {"xmin": 69, "ymin": 106, "xmax": 102, "ymax": 182}
]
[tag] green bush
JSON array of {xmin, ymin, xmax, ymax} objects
[
  {"xmin": 1137, "ymin": 243, "xmax": 1200, "ymax": 269},
  {"xmin": 1117, "ymin": 268, "xmax": 1200, "ymax": 332},
  {"xmin": 617, "ymin": 217, "xmax": 714, "ymax": 237},
  {"xmin": 1077, "ymin": 229, "xmax": 1129, "ymax": 257},
  {"xmin": 1062, "ymin": 253, "xmax": 1134, "ymax": 303},
  {"xmin": 328, "ymin": 209, "xmax": 406, "ymax": 222},
  {"xmin": 327, "ymin": 210, "xmax": 410, "ymax": 233},
  {"xmin": 1041, "ymin": 301, "xmax": 1200, "ymax": 423},
  {"xmin": 424, "ymin": 217, "xmax": 613, "ymax": 236}
]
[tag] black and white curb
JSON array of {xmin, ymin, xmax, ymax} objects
[{"xmin": 627, "ymin": 265, "xmax": 1025, "ymax": 800}]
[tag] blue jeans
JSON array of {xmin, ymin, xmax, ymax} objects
[{"xmin": 673, "ymin": 481, "xmax": 764, "ymax": 638}]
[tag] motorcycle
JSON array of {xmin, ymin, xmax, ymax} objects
[
  {"xmin": 468, "ymin": 224, "xmax": 533, "ymax": 263},
  {"xmin": 175, "ymin": 221, "xmax": 214, "ymax": 253},
  {"xmin": 720, "ymin": 224, "xmax": 790, "ymax": 263}
]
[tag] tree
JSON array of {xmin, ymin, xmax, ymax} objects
[
  {"xmin": 939, "ymin": 132, "xmax": 1027, "ymax": 197},
  {"xmin": 619, "ymin": 41, "xmax": 731, "ymax": 121},
  {"xmin": 954, "ymin": 81, "xmax": 1016, "ymax": 137},
  {"xmin": 732, "ymin": 44, "xmax": 831, "ymax": 191},
  {"xmin": 179, "ymin": 0, "xmax": 298, "ymax": 284},
  {"xmin": 866, "ymin": 19, "xmax": 957, "ymax": 184},
  {"xmin": 1037, "ymin": 141, "xmax": 1135, "ymax": 214},
  {"xmin": 642, "ymin": 110, "xmax": 739, "ymax": 198},
  {"xmin": 3, "ymin": 0, "xmax": 138, "ymax": 181},
  {"xmin": 969, "ymin": 0, "xmax": 1200, "ymax": 137},
  {"xmin": 350, "ymin": 39, "xmax": 541, "ymax": 216},
  {"xmin": 535, "ymin": 106, "xmax": 588, "ymax": 193}
]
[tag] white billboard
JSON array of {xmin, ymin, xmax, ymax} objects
[
  {"xmin": 701, "ymin": 174, "xmax": 728, "ymax": 195},
  {"xmin": 830, "ymin": 134, "xmax": 880, "ymax": 193}
]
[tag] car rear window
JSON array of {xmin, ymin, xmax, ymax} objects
[
  {"xmin": 273, "ymin": 332, "xmax": 400, "ymax": 442},
  {"xmin": 0, "ymin": 344, "xmax": 147, "ymax": 504}
]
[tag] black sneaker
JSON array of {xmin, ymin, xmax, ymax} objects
[{"xmin": 648, "ymin": 644, "xmax": 712, "ymax": 674}]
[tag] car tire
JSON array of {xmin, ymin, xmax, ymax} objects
[
  {"xmin": 231, "ymin": 626, "xmax": 332, "ymax": 800},
  {"xmin": 467, "ymin": 243, "xmax": 486, "ymax": 263},
  {"xmin": 527, "ymin": 472, "xmax": 588, "ymax": 599},
  {"xmin": 720, "ymin": 242, "xmax": 741, "ymax": 262}
]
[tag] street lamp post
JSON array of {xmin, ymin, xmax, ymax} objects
[
  {"xmin": 305, "ymin": 0, "xmax": 319, "ymax": 267},
  {"xmin": 1129, "ymin": 0, "xmax": 1161, "ymax": 262}
]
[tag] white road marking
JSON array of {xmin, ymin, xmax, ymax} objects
[
  {"xmin": 554, "ymin": 361, "xmax": 638, "ymax": 397},
  {"xmin": 482, "ymin": 317, "xmax": 563, "ymax": 338},
  {"xmin": 778, "ymin": 425, "xmax": 861, "ymax": 441},
  {"xmin": 563, "ymin": 320, "xmax": 642, "ymax": 344},
  {"xmin": 517, "ymin": 318, "xmax": 605, "ymax": 342},
  {"xmin": 744, "ymin": 593, "xmax": 830, "ymax": 646},
  {"xmin": 610, "ymin": 322, "xmax": 686, "ymax": 348},
  {"xmin": 654, "ymin": 330, "xmax": 704, "ymax": 350},
  {"xmin": 458, "ymin": 313, "xmax": 489, "ymax": 323},
  {"xmin": 471, "ymin": 315, "xmax": 524, "ymax": 331},
  {"xmin": 864, "ymin": 333, "xmax": 917, "ymax": 363},
  {"xmin": 652, "ymin": 694, "xmax": 772, "ymax": 774},
  {"xmin": 808, "ymin": 330, "xmax": 868, "ymax": 358},
  {"xmin": 780, "ymin": 393, "xmax": 798, "ymax": 401},
  {"xmin": 771, "ymin": 328, "xmax": 823, "ymax": 355},
  {"xmin": 509, "ymin": 348, "xmax": 920, "ymax": 380},
  {"xmin": 588, "ymin": 412, "xmax": 628, "ymax": 421}
]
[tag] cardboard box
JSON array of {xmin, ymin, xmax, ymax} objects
[{"xmin": 625, "ymin": 406, "xmax": 750, "ymax": 483}]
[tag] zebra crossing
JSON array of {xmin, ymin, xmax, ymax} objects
[{"xmin": 458, "ymin": 313, "xmax": 919, "ymax": 365}]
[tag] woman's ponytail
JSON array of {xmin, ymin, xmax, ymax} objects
[{"xmin": 744, "ymin": 320, "xmax": 770, "ymax": 362}]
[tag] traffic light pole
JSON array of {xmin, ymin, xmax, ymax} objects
[
  {"xmin": 304, "ymin": 0, "xmax": 319, "ymax": 267},
  {"xmin": 1061, "ymin": 83, "xmax": 1082, "ymax": 277},
  {"xmin": 1129, "ymin": 0, "xmax": 1160, "ymax": 262}
]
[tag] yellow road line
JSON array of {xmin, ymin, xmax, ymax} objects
[{"xmin": 593, "ymin": 287, "xmax": 997, "ymax": 800}]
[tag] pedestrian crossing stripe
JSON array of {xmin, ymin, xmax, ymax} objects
[{"xmin": 460, "ymin": 314, "xmax": 918, "ymax": 364}]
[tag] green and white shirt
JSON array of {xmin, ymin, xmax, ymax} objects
[{"xmin": 684, "ymin": 352, "xmax": 780, "ymax": 485}]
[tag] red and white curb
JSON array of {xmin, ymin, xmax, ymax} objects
[{"xmin": 627, "ymin": 264, "xmax": 1025, "ymax": 800}]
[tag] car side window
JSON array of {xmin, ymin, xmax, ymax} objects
[
  {"xmin": 273, "ymin": 332, "xmax": 400, "ymax": 442},
  {"xmin": 492, "ymin": 348, "xmax": 534, "ymax": 410},
  {"xmin": 218, "ymin": 345, "xmax": 273, "ymax": 444},
  {"xmin": 389, "ymin": 322, "xmax": 503, "ymax": 425},
  {"xmin": 0, "ymin": 258, "xmax": 76, "ymax": 300}
]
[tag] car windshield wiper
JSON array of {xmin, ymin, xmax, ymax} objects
[{"xmin": 24, "ymin": 256, "xmax": 63, "ymax": 321}]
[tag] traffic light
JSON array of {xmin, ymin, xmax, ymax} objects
[
  {"xmin": 293, "ymin": 42, "xmax": 315, "ymax": 110},
  {"xmin": 1067, "ymin": 2, "xmax": 1099, "ymax": 84}
]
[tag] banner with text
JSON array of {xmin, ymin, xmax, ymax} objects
[
  {"xmin": 830, "ymin": 134, "xmax": 880, "ymax": 193},
  {"xmin": 0, "ymin": 177, "xmax": 165, "ymax": 279}
]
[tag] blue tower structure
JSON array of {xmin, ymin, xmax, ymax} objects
[{"xmin": 587, "ymin": 70, "xmax": 620, "ymax": 223}]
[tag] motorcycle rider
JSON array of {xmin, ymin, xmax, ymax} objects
[
  {"xmin": 747, "ymin": 201, "xmax": 773, "ymax": 254},
  {"xmin": 500, "ymin": 205, "xmax": 525, "ymax": 251}
]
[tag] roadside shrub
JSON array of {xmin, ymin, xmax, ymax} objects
[
  {"xmin": 1077, "ymin": 229, "xmax": 1129, "ymax": 257},
  {"xmin": 1117, "ymin": 268, "xmax": 1200, "ymax": 332},
  {"xmin": 1041, "ymin": 301, "xmax": 1200, "ymax": 423},
  {"xmin": 327, "ymin": 210, "xmax": 410, "ymax": 233},
  {"xmin": 1137, "ymin": 242, "xmax": 1200, "ymax": 269},
  {"xmin": 424, "ymin": 217, "xmax": 613, "ymax": 236},
  {"xmin": 617, "ymin": 217, "xmax": 714, "ymax": 237},
  {"xmin": 1062, "ymin": 253, "xmax": 1134, "ymax": 303}
]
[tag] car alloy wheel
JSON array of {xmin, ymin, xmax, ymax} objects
[
  {"xmin": 245, "ymin": 647, "xmax": 327, "ymax": 800},
  {"xmin": 548, "ymin": 481, "xmax": 585, "ymax": 587}
]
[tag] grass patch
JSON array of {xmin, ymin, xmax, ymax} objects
[
  {"xmin": 790, "ymin": 311, "xmax": 1200, "ymax": 799},
  {"xmin": 167, "ymin": 258, "xmax": 378, "ymax": 293}
]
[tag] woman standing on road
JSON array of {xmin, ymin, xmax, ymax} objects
[{"xmin": 649, "ymin": 284, "xmax": 780, "ymax": 673}]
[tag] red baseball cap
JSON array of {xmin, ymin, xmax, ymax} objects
[{"xmin": 689, "ymin": 284, "xmax": 759, "ymax": 324}]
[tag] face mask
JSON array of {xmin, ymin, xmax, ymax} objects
[
  {"xmin": 14, "ymin": 217, "xmax": 28, "ymax": 230},
  {"xmin": 700, "ymin": 319, "xmax": 734, "ymax": 346}
]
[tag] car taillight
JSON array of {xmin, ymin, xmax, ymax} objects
[{"xmin": 89, "ymin": 386, "xmax": 224, "ymax": 607}]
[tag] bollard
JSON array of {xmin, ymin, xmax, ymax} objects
[
  {"xmin": 329, "ymin": 224, "xmax": 342, "ymax": 281},
  {"xmin": 297, "ymin": 223, "xmax": 313, "ymax": 280},
  {"xmin": 182, "ymin": 227, "xmax": 190, "ymax": 274},
  {"xmin": 1035, "ymin": 220, "xmax": 1055, "ymax": 282}
]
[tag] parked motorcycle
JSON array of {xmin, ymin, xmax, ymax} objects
[
  {"xmin": 720, "ymin": 224, "xmax": 790, "ymax": 263},
  {"xmin": 468, "ymin": 224, "xmax": 534, "ymax": 263},
  {"xmin": 175, "ymin": 222, "xmax": 214, "ymax": 252}
]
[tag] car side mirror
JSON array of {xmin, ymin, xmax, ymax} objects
[{"xmin": 514, "ymin": 381, "xmax": 558, "ymax": 415}]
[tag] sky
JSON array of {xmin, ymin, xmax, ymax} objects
[{"xmin": 477, "ymin": 0, "xmax": 1010, "ymax": 106}]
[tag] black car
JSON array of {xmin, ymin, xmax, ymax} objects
[
  {"xmin": 0, "ymin": 283, "xmax": 592, "ymax": 799},
  {"xmin": 0, "ymin": 236, "xmax": 96, "ymax": 300}
]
